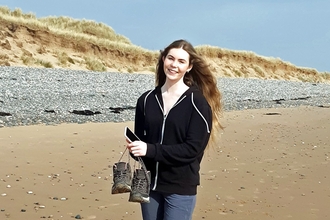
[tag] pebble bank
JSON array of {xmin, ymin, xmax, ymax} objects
[{"xmin": 0, "ymin": 66, "xmax": 329, "ymax": 127}]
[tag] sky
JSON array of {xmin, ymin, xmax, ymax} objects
[{"xmin": 1, "ymin": 0, "xmax": 329, "ymax": 72}]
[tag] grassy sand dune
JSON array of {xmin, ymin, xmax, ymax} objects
[{"xmin": 0, "ymin": 6, "xmax": 329, "ymax": 82}]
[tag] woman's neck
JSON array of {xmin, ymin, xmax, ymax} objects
[{"xmin": 161, "ymin": 79, "xmax": 189, "ymax": 95}]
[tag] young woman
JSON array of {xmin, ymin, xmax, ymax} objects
[{"xmin": 127, "ymin": 39, "xmax": 222, "ymax": 220}]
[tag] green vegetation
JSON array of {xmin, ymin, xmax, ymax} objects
[
  {"xmin": 84, "ymin": 57, "xmax": 106, "ymax": 72},
  {"xmin": 56, "ymin": 51, "xmax": 75, "ymax": 66},
  {"xmin": 21, "ymin": 54, "xmax": 33, "ymax": 65},
  {"xmin": 36, "ymin": 59, "xmax": 53, "ymax": 68},
  {"xmin": 0, "ymin": 6, "xmax": 36, "ymax": 19},
  {"xmin": 233, "ymin": 69, "xmax": 243, "ymax": 77},
  {"xmin": 252, "ymin": 65, "xmax": 266, "ymax": 77},
  {"xmin": 320, "ymin": 72, "xmax": 330, "ymax": 81},
  {"xmin": 0, "ymin": 6, "xmax": 152, "ymax": 57},
  {"xmin": 40, "ymin": 16, "xmax": 131, "ymax": 45},
  {"xmin": 0, "ymin": 6, "xmax": 329, "ymax": 83}
]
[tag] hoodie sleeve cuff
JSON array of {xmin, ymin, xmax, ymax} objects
[{"xmin": 146, "ymin": 143, "xmax": 156, "ymax": 158}]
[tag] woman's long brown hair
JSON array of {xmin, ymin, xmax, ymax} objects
[{"xmin": 156, "ymin": 39, "xmax": 223, "ymax": 148}]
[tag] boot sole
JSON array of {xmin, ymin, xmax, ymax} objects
[
  {"xmin": 111, "ymin": 182, "xmax": 131, "ymax": 194},
  {"xmin": 129, "ymin": 192, "xmax": 150, "ymax": 203}
]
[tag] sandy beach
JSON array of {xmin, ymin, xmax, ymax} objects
[{"xmin": 1, "ymin": 106, "xmax": 329, "ymax": 220}]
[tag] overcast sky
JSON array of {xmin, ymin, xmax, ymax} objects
[{"xmin": 1, "ymin": 0, "xmax": 329, "ymax": 72}]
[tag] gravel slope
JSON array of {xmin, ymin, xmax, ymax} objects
[{"xmin": 0, "ymin": 66, "xmax": 329, "ymax": 127}]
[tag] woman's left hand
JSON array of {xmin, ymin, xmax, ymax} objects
[{"xmin": 127, "ymin": 141, "xmax": 147, "ymax": 157}]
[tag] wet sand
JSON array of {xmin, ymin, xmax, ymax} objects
[{"xmin": 1, "ymin": 106, "xmax": 329, "ymax": 219}]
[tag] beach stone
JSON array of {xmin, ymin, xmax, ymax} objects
[{"xmin": 0, "ymin": 66, "xmax": 329, "ymax": 127}]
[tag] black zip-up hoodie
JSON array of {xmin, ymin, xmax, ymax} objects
[{"xmin": 134, "ymin": 85, "xmax": 212, "ymax": 195}]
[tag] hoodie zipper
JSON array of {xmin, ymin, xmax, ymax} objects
[{"xmin": 152, "ymin": 94, "xmax": 187, "ymax": 191}]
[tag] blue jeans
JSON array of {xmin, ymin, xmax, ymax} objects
[{"xmin": 141, "ymin": 190, "xmax": 196, "ymax": 220}]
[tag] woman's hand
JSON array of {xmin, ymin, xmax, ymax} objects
[{"xmin": 127, "ymin": 141, "xmax": 147, "ymax": 157}]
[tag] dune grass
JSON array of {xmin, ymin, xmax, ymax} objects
[
  {"xmin": 0, "ymin": 6, "xmax": 329, "ymax": 82},
  {"xmin": 0, "ymin": 6, "xmax": 149, "ymax": 55}
]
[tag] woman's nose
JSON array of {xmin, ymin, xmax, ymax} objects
[{"xmin": 170, "ymin": 60, "xmax": 178, "ymax": 67}]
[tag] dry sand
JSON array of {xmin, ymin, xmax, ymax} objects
[{"xmin": 0, "ymin": 106, "xmax": 329, "ymax": 220}]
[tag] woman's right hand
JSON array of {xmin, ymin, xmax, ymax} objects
[{"xmin": 127, "ymin": 141, "xmax": 147, "ymax": 157}]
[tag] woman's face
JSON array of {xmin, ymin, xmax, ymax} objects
[{"xmin": 162, "ymin": 48, "xmax": 192, "ymax": 83}]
